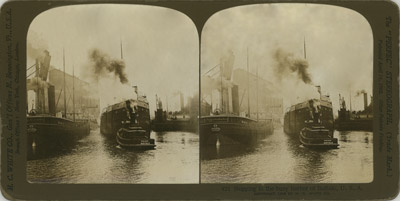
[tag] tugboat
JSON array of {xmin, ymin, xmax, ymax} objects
[
  {"xmin": 299, "ymin": 123, "xmax": 339, "ymax": 149},
  {"xmin": 284, "ymin": 93, "xmax": 338, "ymax": 149},
  {"xmin": 116, "ymin": 127, "xmax": 155, "ymax": 149},
  {"xmin": 100, "ymin": 86, "xmax": 155, "ymax": 149}
]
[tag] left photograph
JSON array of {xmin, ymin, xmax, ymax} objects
[{"xmin": 26, "ymin": 4, "xmax": 199, "ymax": 183}]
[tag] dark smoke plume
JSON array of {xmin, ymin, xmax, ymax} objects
[
  {"xmin": 89, "ymin": 49, "xmax": 129, "ymax": 84},
  {"xmin": 273, "ymin": 48, "xmax": 312, "ymax": 84},
  {"xmin": 355, "ymin": 89, "xmax": 367, "ymax": 96}
]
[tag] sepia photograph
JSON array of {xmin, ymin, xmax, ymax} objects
[
  {"xmin": 200, "ymin": 4, "xmax": 373, "ymax": 183},
  {"xmin": 26, "ymin": 4, "xmax": 199, "ymax": 183},
  {"xmin": 0, "ymin": 0, "xmax": 399, "ymax": 200}
]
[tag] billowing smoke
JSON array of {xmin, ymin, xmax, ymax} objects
[
  {"xmin": 27, "ymin": 77, "xmax": 48, "ymax": 91},
  {"xmin": 27, "ymin": 31, "xmax": 49, "ymax": 64},
  {"xmin": 28, "ymin": 44, "xmax": 48, "ymax": 64},
  {"xmin": 88, "ymin": 49, "xmax": 129, "ymax": 84},
  {"xmin": 220, "ymin": 50, "xmax": 235, "ymax": 80},
  {"xmin": 201, "ymin": 75, "xmax": 234, "ymax": 95},
  {"xmin": 273, "ymin": 48, "xmax": 312, "ymax": 84},
  {"xmin": 355, "ymin": 89, "xmax": 367, "ymax": 96}
]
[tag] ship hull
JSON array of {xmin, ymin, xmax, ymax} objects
[
  {"xmin": 284, "ymin": 99, "xmax": 334, "ymax": 136},
  {"xmin": 151, "ymin": 120, "xmax": 196, "ymax": 132},
  {"xmin": 200, "ymin": 116, "xmax": 273, "ymax": 146},
  {"xmin": 335, "ymin": 119, "xmax": 372, "ymax": 131},
  {"xmin": 100, "ymin": 98, "xmax": 155, "ymax": 149},
  {"xmin": 100, "ymin": 99, "xmax": 151, "ymax": 139},
  {"xmin": 27, "ymin": 116, "xmax": 90, "ymax": 159}
]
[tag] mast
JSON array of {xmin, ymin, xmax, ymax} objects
[
  {"xmin": 304, "ymin": 37, "xmax": 307, "ymax": 59},
  {"xmin": 220, "ymin": 62, "xmax": 223, "ymax": 113},
  {"xmin": 72, "ymin": 65, "xmax": 75, "ymax": 121},
  {"xmin": 349, "ymin": 91, "xmax": 352, "ymax": 112},
  {"xmin": 35, "ymin": 59, "xmax": 40, "ymax": 113},
  {"xmin": 210, "ymin": 92, "xmax": 213, "ymax": 114},
  {"xmin": 247, "ymin": 48, "xmax": 250, "ymax": 118},
  {"xmin": 256, "ymin": 65, "xmax": 259, "ymax": 121},
  {"xmin": 120, "ymin": 38, "xmax": 123, "ymax": 60},
  {"xmin": 166, "ymin": 95, "xmax": 168, "ymax": 113},
  {"xmin": 63, "ymin": 48, "xmax": 67, "ymax": 118}
]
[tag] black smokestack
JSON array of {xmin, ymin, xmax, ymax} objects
[
  {"xmin": 88, "ymin": 49, "xmax": 129, "ymax": 84},
  {"xmin": 363, "ymin": 92, "xmax": 368, "ymax": 110},
  {"xmin": 232, "ymin": 85, "xmax": 239, "ymax": 115},
  {"xmin": 273, "ymin": 48, "xmax": 312, "ymax": 84}
]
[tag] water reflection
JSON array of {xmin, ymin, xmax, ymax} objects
[
  {"xmin": 201, "ymin": 144, "xmax": 259, "ymax": 160},
  {"xmin": 201, "ymin": 128, "xmax": 373, "ymax": 183},
  {"xmin": 27, "ymin": 129, "xmax": 199, "ymax": 183}
]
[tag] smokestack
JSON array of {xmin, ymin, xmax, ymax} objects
[
  {"xmin": 180, "ymin": 92, "xmax": 184, "ymax": 112},
  {"xmin": 48, "ymin": 85, "xmax": 56, "ymax": 115},
  {"xmin": 363, "ymin": 92, "xmax": 368, "ymax": 110},
  {"xmin": 39, "ymin": 50, "xmax": 51, "ymax": 81},
  {"xmin": 232, "ymin": 85, "xmax": 239, "ymax": 115},
  {"xmin": 35, "ymin": 59, "xmax": 40, "ymax": 77}
]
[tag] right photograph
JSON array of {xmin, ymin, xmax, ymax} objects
[{"xmin": 200, "ymin": 4, "xmax": 373, "ymax": 183}]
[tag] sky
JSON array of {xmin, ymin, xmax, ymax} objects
[
  {"xmin": 201, "ymin": 3, "xmax": 373, "ymax": 113},
  {"xmin": 27, "ymin": 3, "xmax": 374, "ymax": 116},
  {"xmin": 27, "ymin": 4, "xmax": 199, "ymax": 113}
]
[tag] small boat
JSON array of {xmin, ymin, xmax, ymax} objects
[
  {"xmin": 299, "ymin": 121, "xmax": 339, "ymax": 149},
  {"xmin": 116, "ymin": 127, "xmax": 155, "ymax": 149}
]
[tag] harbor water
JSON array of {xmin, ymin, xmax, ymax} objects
[
  {"xmin": 27, "ymin": 126, "xmax": 372, "ymax": 184},
  {"xmin": 27, "ymin": 129, "xmax": 199, "ymax": 183},
  {"xmin": 201, "ymin": 126, "xmax": 373, "ymax": 183}
]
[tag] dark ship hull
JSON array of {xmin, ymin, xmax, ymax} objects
[
  {"xmin": 100, "ymin": 98, "xmax": 155, "ymax": 149},
  {"xmin": 335, "ymin": 93, "xmax": 373, "ymax": 131},
  {"xmin": 335, "ymin": 119, "xmax": 372, "ymax": 131},
  {"xmin": 200, "ymin": 115, "xmax": 273, "ymax": 145},
  {"xmin": 27, "ymin": 116, "xmax": 90, "ymax": 159},
  {"xmin": 151, "ymin": 103, "xmax": 197, "ymax": 132},
  {"xmin": 151, "ymin": 119, "xmax": 196, "ymax": 132},
  {"xmin": 284, "ymin": 98, "xmax": 334, "ymax": 135},
  {"xmin": 283, "ymin": 98, "xmax": 338, "ymax": 149}
]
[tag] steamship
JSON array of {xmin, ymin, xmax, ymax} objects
[
  {"xmin": 200, "ymin": 53, "xmax": 273, "ymax": 146},
  {"xmin": 335, "ymin": 92, "xmax": 373, "ymax": 131},
  {"xmin": 100, "ymin": 87, "xmax": 155, "ymax": 149},
  {"xmin": 200, "ymin": 114, "xmax": 273, "ymax": 145},
  {"xmin": 27, "ymin": 51, "xmax": 90, "ymax": 158},
  {"xmin": 283, "ymin": 94, "xmax": 338, "ymax": 148},
  {"xmin": 151, "ymin": 94, "xmax": 196, "ymax": 132}
]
